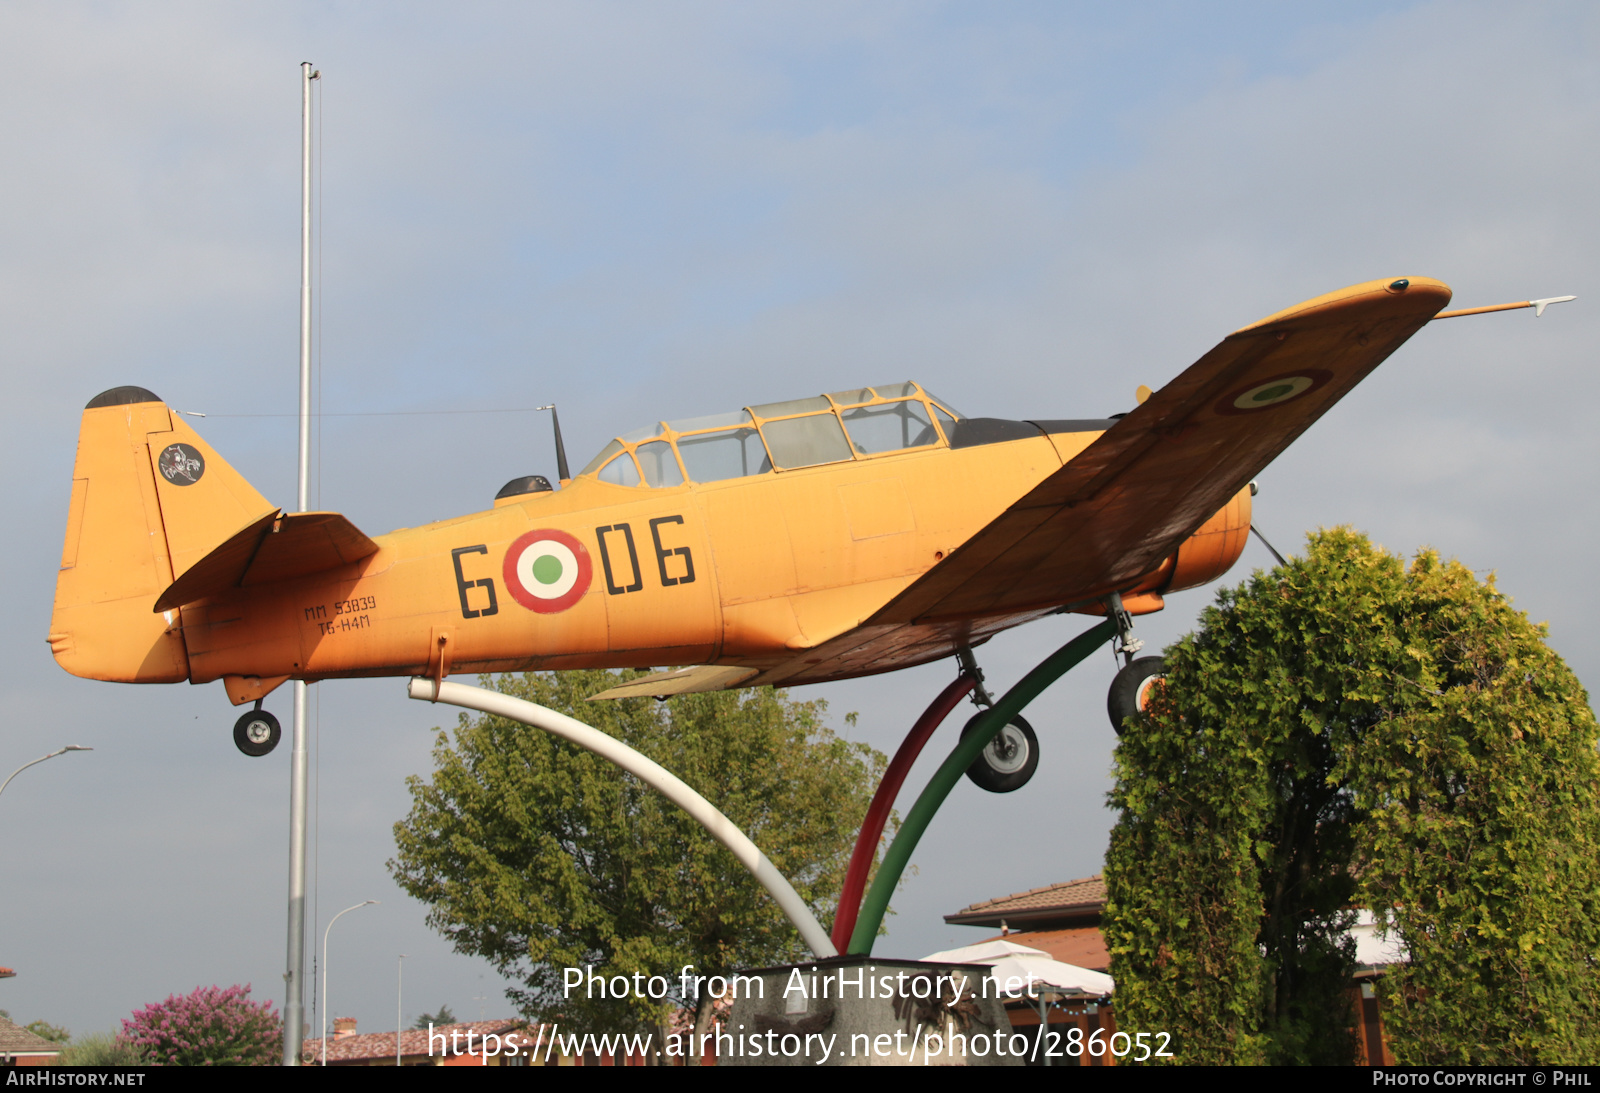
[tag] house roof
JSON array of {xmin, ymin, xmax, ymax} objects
[
  {"xmin": 944, "ymin": 874, "xmax": 1106, "ymax": 928},
  {"xmin": 302, "ymin": 1019, "xmax": 530, "ymax": 1063},
  {"xmin": 0, "ymin": 1016, "xmax": 64, "ymax": 1058},
  {"xmin": 982, "ymin": 925, "xmax": 1111, "ymax": 972}
]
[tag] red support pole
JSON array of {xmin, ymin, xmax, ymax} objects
[{"xmin": 830, "ymin": 673, "xmax": 976, "ymax": 953}]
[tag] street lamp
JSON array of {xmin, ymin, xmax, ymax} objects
[
  {"xmin": 0, "ymin": 746, "xmax": 92, "ymax": 801},
  {"xmin": 321, "ymin": 900, "xmax": 377, "ymax": 1066},
  {"xmin": 397, "ymin": 954, "xmax": 407, "ymax": 1067}
]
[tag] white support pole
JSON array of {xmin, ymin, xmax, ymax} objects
[
  {"xmin": 407, "ymin": 678, "xmax": 839, "ymax": 959},
  {"xmin": 283, "ymin": 59, "xmax": 318, "ymax": 1067}
]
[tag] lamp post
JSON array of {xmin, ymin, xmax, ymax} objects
[
  {"xmin": 396, "ymin": 954, "xmax": 406, "ymax": 1067},
  {"xmin": 0, "ymin": 747, "xmax": 92, "ymax": 801},
  {"xmin": 320, "ymin": 900, "xmax": 377, "ymax": 1066}
]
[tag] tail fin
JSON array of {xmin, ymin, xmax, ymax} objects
[{"xmin": 49, "ymin": 387, "xmax": 276, "ymax": 683}]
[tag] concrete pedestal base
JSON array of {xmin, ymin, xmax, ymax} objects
[{"xmin": 723, "ymin": 955, "xmax": 1023, "ymax": 1066}]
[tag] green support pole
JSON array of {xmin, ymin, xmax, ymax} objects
[{"xmin": 847, "ymin": 618, "xmax": 1117, "ymax": 955}]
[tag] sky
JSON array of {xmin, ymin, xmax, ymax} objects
[{"xmin": 1, "ymin": 1, "xmax": 1595, "ymax": 1044}]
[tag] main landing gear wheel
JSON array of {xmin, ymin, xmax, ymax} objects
[
  {"xmin": 233, "ymin": 708, "xmax": 281, "ymax": 757},
  {"xmin": 1107, "ymin": 656, "xmax": 1166, "ymax": 735},
  {"xmin": 961, "ymin": 712, "xmax": 1039, "ymax": 793}
]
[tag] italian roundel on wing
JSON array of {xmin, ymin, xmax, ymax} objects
[
  {"xmin": 1213, "ymin": 369, "xmax": 1334, "ymax": 416},
  {"xmin": 503, "ymin": 529, "xmax": 592, "ymax": 613}
]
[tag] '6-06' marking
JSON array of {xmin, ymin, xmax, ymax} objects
[
  {"xmin": 451, "ymin": 518, "xmax": 696, "ymax": 619},
  {"xmin": 503, "ymin": 529, "xmax": 592, "ymax": 613}
]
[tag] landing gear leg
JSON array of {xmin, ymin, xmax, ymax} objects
[
  {"xmin": 1105, "ymin": 591, "xmax": 1165, "ymax": 733},
  {"xmin": 1107, "ymin": 590, "xmax": 1143, "ymax": 667},
  {"xmin": 234, "ymin": 701, "xmax": 282, "ymax": 757},
  {"xmin": 955, "ymin": 648, "xmax": 1039, "ymax": 794}
]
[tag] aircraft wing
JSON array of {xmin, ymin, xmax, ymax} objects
[
  {"xmin": 750, "ymin": 276, "xmax": 1451, "ymax": 686},
  {"xmin": 586, "ymin": 665, "xmax": 759, "ymax": 701}
]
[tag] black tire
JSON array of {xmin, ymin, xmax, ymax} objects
[
  {"xmin": 960, "ymin": 712, "xmax": 1039, "ymax": 793},
  {"xmin": 233, "ymin": 709, "xmax": 281, "ymax": 757},
  {"xmin": 1107, "ymin": 655, "xmax": 1166, "ymax": 734}
]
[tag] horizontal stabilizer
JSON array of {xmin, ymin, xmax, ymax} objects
[
  {"xmin": 154, "ymin": 511, "xmax": 379, "ymax": 611},
  {"xmin": 587, "ymin": 665, "xmax": 758, "ymax": 701}
]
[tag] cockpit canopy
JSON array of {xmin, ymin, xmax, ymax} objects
[{"xmin": 579, "ymin": 382, "xmax": 964, "ymax": 488}]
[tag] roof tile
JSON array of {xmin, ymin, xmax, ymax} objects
[
  {"xmin": 302, "ymin": 1019, "xmax": 530, "ymax": 1063},
  {"xmin": 0, "ymin": 1016, "xmax": 65, "ymax": 1057},
  {"xmin": 945, "ymin": 874, "xmax": 1106, "ymax": 925}
]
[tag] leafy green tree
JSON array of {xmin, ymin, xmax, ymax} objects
[
  {"xmin": 1104, "ymin": 529, "xmax": 1600, "ymax": 1065},
  {"xmin": 25, "ymin": 1019, "xmax": 70, "ymax": 1044},
  {"xmin": 390, "ymin": 671, "xmax": 888, "ymax": 1062},
  {"xmin": 413, "ymin": 1004, "xmax": 455, "ymax": 1029}
]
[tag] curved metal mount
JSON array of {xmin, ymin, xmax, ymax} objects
[
  {"xmin": 830, "ymin": 673, "xmax": 975, "ymax": 953},
  {"xmin": 406, "ymin": 677, "xmax": 838, "ymax": 958},
  {"xmin": 847, "ymin": 619, "xmax": 1117, "ymax": 955}
]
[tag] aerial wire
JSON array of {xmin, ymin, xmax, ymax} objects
[{"xmin": 199, "ymin": 406, "xmax": 568, "ymax": 418}]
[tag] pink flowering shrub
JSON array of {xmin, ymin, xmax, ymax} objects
[{"xmin": 121, "ymin": 984, "xmax": 280, "ymax": 1066}]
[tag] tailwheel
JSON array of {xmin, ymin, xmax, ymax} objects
[
  {"xmin": 1107, "ymin": 655, "xmax": 1166, "ymax": 734},
  {"xmin": 960, "ymin": 712, "xmax": 1039, "ymax": 793},
  {"xmin": 233, "ymin": 708, "xmax": 282, "ymax": 757}
]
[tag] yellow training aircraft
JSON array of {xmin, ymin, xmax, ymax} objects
[{"xmin": 50, "ymin": 276, "xmax": 1456, "ymax": 772}]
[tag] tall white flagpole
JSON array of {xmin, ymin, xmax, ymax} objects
[{"xmin": 283, "ymin": 58, "xmax": 318, "ymax": 1066}]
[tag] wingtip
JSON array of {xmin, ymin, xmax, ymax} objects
[{"xmin": 1234, "ymin": 276, "xmax": 1453, "ymax": 335}]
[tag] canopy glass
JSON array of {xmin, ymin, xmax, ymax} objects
[{"xmin": 578, "ymin": 382, "xmax": 963, "ymax": 487}]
